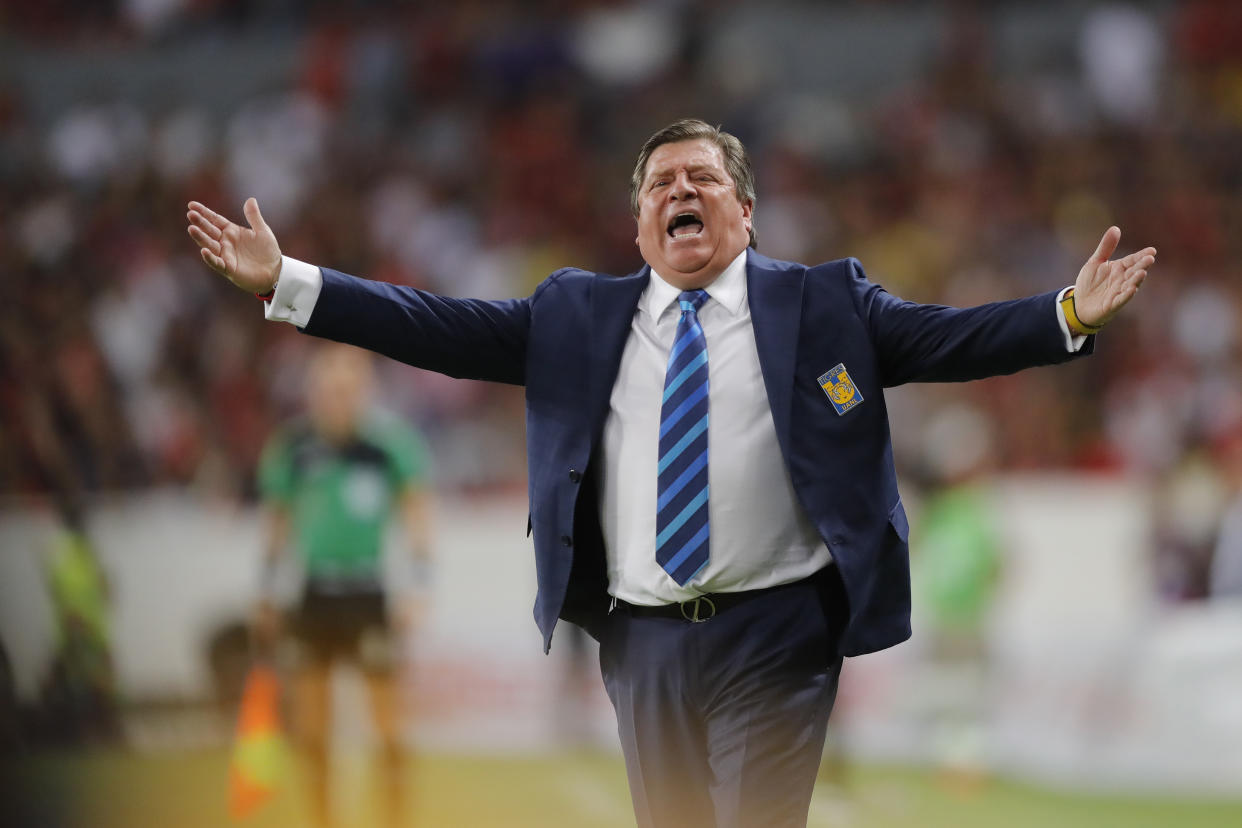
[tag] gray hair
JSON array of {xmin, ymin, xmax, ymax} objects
[{"xmin": 630, "ymin": 119, "xmax": 758, "ymax": 249}]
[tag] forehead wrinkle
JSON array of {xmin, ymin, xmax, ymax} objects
[{"xmin": 644, "ymin": 160, "xmax": 729, "ymax": 188}]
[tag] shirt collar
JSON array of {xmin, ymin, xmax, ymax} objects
[{"xmin": 644, "ymin": 248, "xmax": 749, "ymax": 321}]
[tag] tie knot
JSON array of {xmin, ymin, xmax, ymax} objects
[{"xmin": 678, "ymin": 289, "xmax": 709, "ymax": 314}]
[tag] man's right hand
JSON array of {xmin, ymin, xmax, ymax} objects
[{"xmin": 186, "ymin": 198, "xmax": 283, "ymax": 294}]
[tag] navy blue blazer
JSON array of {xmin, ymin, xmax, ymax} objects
[{"xmin": 303, "ymin": 250, "xmax": 1090, "ymax": 657}]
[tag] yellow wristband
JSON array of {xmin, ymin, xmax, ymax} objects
[{"xmin": 1060, "ymin": 288, "xmax": 1104, "ymax": 336}]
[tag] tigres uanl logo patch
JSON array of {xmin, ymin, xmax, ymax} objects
[{"xmin": 818, "ymin": 363, "xmax": 864, "ymax": 415}]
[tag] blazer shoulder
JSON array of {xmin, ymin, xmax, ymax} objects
[
  {"xmin": 545, "ymin": 266, "xmax": 595, "ymax": 283},
  {"xmin": 525, "ymin": 267, "xmax": 577, "ymax": 312},
  {"xmin": 806, "ymin": 256, "xmax": 865, "ymax": 282},
  {"xmin": 534, "ymin": 266, "xmax": 609, "ymax": 298},
  {"xmin": 752, "ymin": 253, "xmax": 875, "ymax": 321},
  {"xmin": 749, "ymin": 250, "xmax": 862, "ymax": 282},
  {"xmin": 534, "ymin": 264, "xmax": 647, "ymax": 304},
  {"xmin": 804, "ymin": 257, "xmax": 880, "ymax": 316}
]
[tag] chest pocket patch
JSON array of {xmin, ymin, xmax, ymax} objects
[{"xmin": 818, "ymin": 363, "xmax": 864, "ymax": 415}]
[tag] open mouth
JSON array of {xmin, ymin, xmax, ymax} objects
[{"xmin": 667, "ymin": 212, "xmax": 704, "ymax": 239}]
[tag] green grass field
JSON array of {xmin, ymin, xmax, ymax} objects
[{"xmin": 7, "ymin": 749, "xmax": 1239, "ymax": 828}]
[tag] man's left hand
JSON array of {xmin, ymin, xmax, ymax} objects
[{"xmin": 1073, "ymin": 226, "xmax": 1156, "ymax": 331}]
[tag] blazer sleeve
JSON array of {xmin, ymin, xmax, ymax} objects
[
  {"xmin": 303, "ymin": 267, "xmax": 545, "ymax": 386},
  {"xmin": 846, "ymin": 258, "xmax": 1091, "ymax": 387}
]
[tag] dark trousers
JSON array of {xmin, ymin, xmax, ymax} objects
[{"xmin": 598, "ymin": 576, "xmax": 844, "ymax": 828}]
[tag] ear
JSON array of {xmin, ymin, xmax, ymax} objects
[{"xmin": 741, "ymin": 199, "xmax": 754, "ymax": 230}]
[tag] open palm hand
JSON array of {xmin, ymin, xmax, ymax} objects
[
  {"xmin": 1073, "ymin": 226, "xmax": 1156, "ymax": 330},
  {"xmin": 186, "ymin": 198, "xmax": 282, "ymax": 294}
]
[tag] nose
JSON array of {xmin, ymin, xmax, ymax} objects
[{"xmin": 668, "ymin": 171, "xmax": 697, "ymax": 201}]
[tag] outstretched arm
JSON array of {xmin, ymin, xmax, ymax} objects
[
  {"xmin": 186, "ymin": 198, "xmax": 533, "ymax": 385},
  {"xmin": 857, "ymin": 226, "xmax": 1157, "ymax": 386}
]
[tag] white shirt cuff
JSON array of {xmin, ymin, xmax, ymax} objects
[
  {"xmin": 263, "ymin": 256, "xmax": 322, "ymax": 328},
  {"xmin": 1055, "ymin": 286, "xmax": 1088, "ymax": 352}
]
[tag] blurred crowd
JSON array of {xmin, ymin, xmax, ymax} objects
[{"xmin": 1, "ymin": 0, "xmax": 1241, "ymax": 601}]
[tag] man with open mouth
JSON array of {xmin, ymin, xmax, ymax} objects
[{"xmin": 187, "ymin": 118, "xmax": 1155, "ymax": 828}]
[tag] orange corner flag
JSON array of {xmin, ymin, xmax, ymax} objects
[{"xmin": 228, "ymin": 664, "xmax": 287, "ymax": 820}]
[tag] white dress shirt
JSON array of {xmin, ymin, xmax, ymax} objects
[
  {"xmin": 266, "ymin": 251, "xmax": 1085, "ymax": 606},
  {"xmin": 598, "ymin": 249, "xmax": 833, "ymax": 604}
]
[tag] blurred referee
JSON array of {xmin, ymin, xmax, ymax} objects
[{"xmin": 255, "ymin": 343, "xmax": 432, "ymax": 828}]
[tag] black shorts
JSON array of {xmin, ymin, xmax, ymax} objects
[{"xmin": 291, "ymin": 587, "xmax": 396, "ymax": 673}]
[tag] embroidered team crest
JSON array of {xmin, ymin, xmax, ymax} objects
[{"xmin": 818, "ymin": 363, "xmax": 863, "ymax": 415}]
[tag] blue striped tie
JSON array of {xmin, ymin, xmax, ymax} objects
[{"xmin": 656, "ymin": 289, "xmax": 711, "ymax": 586}]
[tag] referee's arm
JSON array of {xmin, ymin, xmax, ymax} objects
[
  {"xmin": 255, "ymin": 506, "xmax": 292, "ymax": 649},
  {"xmin": 394, "ymin": 486, "xmax": 434, "ymax": 633}
]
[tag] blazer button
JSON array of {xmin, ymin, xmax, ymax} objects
[
  {"xmin": 568, "ymin": 469, "xmax": 581, "ymax": 484},
  {"xmin": 560, "ymin": 535, "xmax": 573, "ymax": 548}
]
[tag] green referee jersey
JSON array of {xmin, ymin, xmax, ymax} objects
[
  {"xmin": 258, "ymin": 413, "xmax": 431, "ymax": 582},
  {"xmin": 913, "ymin": 484, "xmax": 1001, "ymax": 633}
]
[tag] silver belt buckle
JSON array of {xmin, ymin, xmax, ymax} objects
[{"xmin": 679, "ymin": 595, "xmax": 716, "ymax": 623}]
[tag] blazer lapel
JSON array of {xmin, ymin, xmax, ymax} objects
[
  {"xmin": 588, "ymin": 268, "xmax": 648, "ymax": 432},
  {"xmin": 747, "ymin": 253, "xmax": 805, "ymax": 454}
]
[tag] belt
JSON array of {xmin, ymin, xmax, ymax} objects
[{"xmin": 616, "ymin": 577, "xmax": 812, "ymax": 623}]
